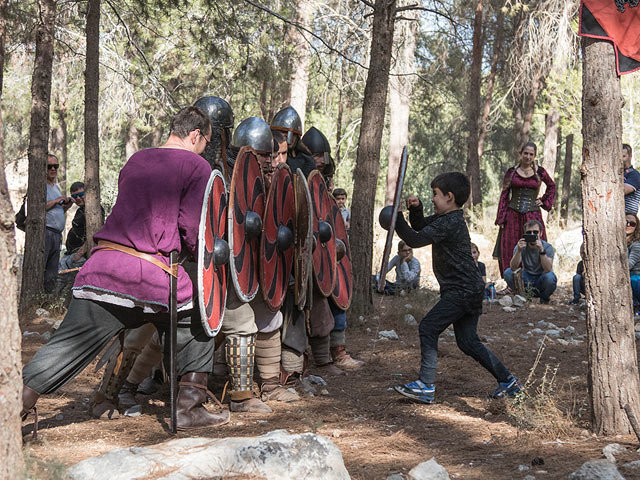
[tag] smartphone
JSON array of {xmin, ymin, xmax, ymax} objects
[{"xmin": 523, "ymin": 233, "xmax": 538, "ymax": 243}]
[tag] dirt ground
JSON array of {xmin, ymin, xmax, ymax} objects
[{"xmin": 20, "ymin": 286, "xmax": 640, "ymax": 480}]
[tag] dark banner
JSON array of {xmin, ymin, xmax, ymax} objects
[{"xmin": 579, "ymin": 0, "xmax": 640, "ymax": 75}]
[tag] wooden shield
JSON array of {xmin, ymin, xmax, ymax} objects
[
  {"xmin": 377, "ymin": 146, "xmax": 408, "ymax": 293},
  {"xmin": 198, "ymin": 170, "xmax": 228, "ymax": 337},
  {"xmin": 294, "ymin": 169, "xmax": 313, "ymax": 310},
  {"xmin": 330, "ymin": 194, "xmax": 352, "ymax": 310},
  {"xmin": 260, "ymin": 163, "xmax": 295, "ymax": 311},
  {"xmin": 228, "ymin": 146, "xmax": 266, "ymax": 302},
  {"xmin": 308, "ymin": 170, "xmax": 337, "ymax": 297}
]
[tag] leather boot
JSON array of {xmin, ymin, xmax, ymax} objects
[
  {"xmin": 21, "ymin": 385, "xmax": 40, "ymax": 419},
  {"xmin": 260, "ymin": 377, "xmax": 300, "ymax": 403},
  {"xmin": 331, "ymin": 345, "xmax": 365, "ymax": 371},
  {"xmin": 315, "ymin": 362, "xmax": 346, "ymax": 376},
  {"xmin": 176, "ymin": 372, "xmax": 230, "ymax": 430}
]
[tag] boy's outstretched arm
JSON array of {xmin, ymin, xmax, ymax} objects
[
  {"xmin": 395, "ymin": 212, "xmax": 440, "ymax": 248},
  {"xmin": 407, "ymin": 198, "xmax": 438, "ymax": 230}
]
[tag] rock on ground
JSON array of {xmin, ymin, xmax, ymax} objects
[
  {"xmin": 568, "ymin": 459, "xmax": 624, "ymax": 480},
  {"xmin": 67, "ymin": 430, "xmax": 350, "ymax": 480},
  {"xmin": 408, "ymin": 458, "xmax": 450, "ymax": 480},
  {"xmin": 603, "ymin": 443, "xmax": 627, "ymax": 462}
]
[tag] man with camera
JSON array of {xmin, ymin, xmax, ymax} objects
[{"xmin": 503, "ymin": 220, "xmax": 557, "ymax": 304}]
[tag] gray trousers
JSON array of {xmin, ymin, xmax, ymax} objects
[
  {"xmin": 23, "ymin": 298, "xmax": 214, "ymax": 394},
  {"xmin": 44, "ymin": 228, "xmax": 62, "ymax": 293}
]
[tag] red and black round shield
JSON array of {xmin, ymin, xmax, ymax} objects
[
  {"xmin": 294, "ymin": 169, "xmax": 313, "ymax": 310},
  {"xmin": 228, "ymin": 146, "xmax": 266, "ymax": 302},
  {"xmin": 308, "ymin": 170, "xmax": 337, "ymax": 297},
  {"xmin": 260, "ymin": 163, "xmax": 295, "ymax": 311},
  {"xmin": 198, "ymin": 170, "xmax": 229, "ymax": 337},
  {"xmin": 329, "ymin": 194, "xmax": 352, "ymax": 310}
]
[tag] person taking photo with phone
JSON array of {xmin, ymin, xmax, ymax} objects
[{"xmin": 503, "ymin": 220, "xmax": 557, "ymax": 304}]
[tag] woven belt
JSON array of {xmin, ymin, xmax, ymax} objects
[{"xmin": 97, "ymin": 240, "xmax": 178, "ymax": 277}]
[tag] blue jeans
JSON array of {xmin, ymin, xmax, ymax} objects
[
  {"xmin": 572, "ymin": 274, "xmax": 585, "ymax": 302},
  {"xmin": 630, "ymin": 275, "xmax": 640, "ymax": 312},
  {"xmin": 503, "ymin": 268, "xmax": 557, "ymax": 302},
  {"xmin": 418, "ymin": 295, "xmax": 511, "ymax": 385}
]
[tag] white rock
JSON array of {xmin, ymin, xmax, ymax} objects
[
  {"xmin": 379, "ymin": 330, "xmax": 399, "ymax": 340},
  {"xmin": 523, "ymin": 476, "xmax": 536, "ymax": 480},
  {"xmin": 556, "ymin": 339, "xmax": 569, "ymax": 346},
  {"xmin": 35, "ymin": 308, "xmax": 50, "ymax": 317},
  {"xmin": 67, "ymin": 431, "xmax": 349, "ymax": 480},
  {"xmin": 519, "ymin": 464, "xmax": 530, "ymax": 472},
  {"xmin": 502, "ymin": 307, "xmax": 517, "ymax": 313},
  {"xmin": 307, "ymin": 375, "xmax": 328, "ymax": 386},
  {"xmin": 546, "ymin": 322, "xmax": 558, "ymax": 330},
  {"xmin": 565, "ymin": 325, "xmax": 576, "ymax": 334},
  {"xmin": 623, "ymin": 460, "xmax": 640, "ymax": 468},
  {"xmin": 53, "ymin": 319, "xmax": 62, "ymax": 330},
  {"xmin": 545, "ymin": 329, "xmax": 561, "ymax": 338},
  {"xmin": 603, "ymin": 443, "xmax": 627, "ymax": 462},
  {"xmin": 23, "ymin": 331, "xmax": 39, "ymax": 338},
  {"xmin": 568, "ymin": 459, "xmax": 624, "ymax": 479},
  {"xmin": 387, "ymin": 475, "xmax": 405, "ymax": 480},
  {"xmin": 404, "ymin": 304, "xmax": 413, "ymax": 310},
  {"xmin": 498, "ymin": 296, "xmax": 513, "ymax": 307},
  {"xmin": 537, "ymin": 320, "xmax": 548, "ymax": 327},
  {"xmin": 532, "ymin": 328, "xmax": 545, "ymax": 335},
  {"xmin": 404, "ymin": 314, "xmax": 418, "ymax": 326},
  {"xmin": 513, "ymin": 295, "xmax": 527, "ymax": 307},
  {"xmin": 408, "ymin": 458, "xmax": 450, "ymax": 480},
  {"xmin": 570, "ymin": 339, "xmax": 583, "ymax": 346}
]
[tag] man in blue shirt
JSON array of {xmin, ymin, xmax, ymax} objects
[
  {"xmin": 624, "ymin": 144, "xmax": 640, "ymax": 215},
  {"xmin": 45, "ymin": 154, "xmax": 72, "ymax": 292}
]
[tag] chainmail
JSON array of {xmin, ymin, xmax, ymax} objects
[{"xmin": 615, "ymin": 0, "xmax": 639, "ymax": 12}]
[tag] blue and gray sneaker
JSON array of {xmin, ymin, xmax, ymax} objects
[
  {"xmin": 491, "ymin": 375, "xmax": 521, "ymax": 399},
  {"xmin": 394, "ymin": 380, "xmax": 435, "ymax": 404}
]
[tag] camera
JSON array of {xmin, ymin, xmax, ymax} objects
[{"xmin": 523, "ymin": 233, "xmax": 538, "ymax": 243}]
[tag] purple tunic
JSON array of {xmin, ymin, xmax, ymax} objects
[{"xmin": 73, "ymin": 148, "xmax": 212, "ymax": 311}]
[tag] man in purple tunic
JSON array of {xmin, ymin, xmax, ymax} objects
[{"xmin": 21, "ymin": 107, "xmax": 230, "ymax": 430}]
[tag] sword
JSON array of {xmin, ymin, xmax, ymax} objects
[{"xmin": 169, "ymin": 250, "xmax": 178, "ymax": 434}]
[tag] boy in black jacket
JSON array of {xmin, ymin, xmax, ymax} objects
[{"xmin": 393, "ymin": 172, "xmax": 519, "ymax": 404}]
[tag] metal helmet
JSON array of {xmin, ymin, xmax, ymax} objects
[
  {"xmin": 271, "ymin": 105, "xmax": 302, "ymax": 147},
  {"xmin": 231, "ymin": 117, "xmax": 274, "ymax": 154},
  {"xmin": 194, "ymin": 96, "xmax": 234, "ymax": 129},
  {"xmin": 301, "ymin": 127, "xmax": 331, "ymax": 154}
]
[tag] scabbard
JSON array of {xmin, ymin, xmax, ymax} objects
[{"xmin": 169, "ymin": 250, "xmax": 178, "ymax": 434}]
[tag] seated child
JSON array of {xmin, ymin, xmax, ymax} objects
[
  {"xmin": 384, "ymin": 240, "xmax": 421, "ymax": 294},
  {"xmin": 392, "ymin": 172, "xmax": 520, "ymax": 404},
  {"xmin": 470, "ymin": 242, "xmax": 495, "ymax": 300}
]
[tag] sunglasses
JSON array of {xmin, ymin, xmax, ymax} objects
[
  {"xmin": 48, "ymin": 164, "xmax": 59, "ymax": 170},
  {"xmin": 399, "ymin": 249, "xmax": 412, "ymax": 252},
  {"xmin": 627, "ymin": 220, "xmax": 637, "ymax": 227},
  {"xmin": 71, "ymin": 191, "xmax": 85, "ymax": 199},
  {"xmin": 525, "ymin": 230, "xmax": 539, "ymax": 235}
]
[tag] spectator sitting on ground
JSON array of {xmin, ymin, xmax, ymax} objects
[
  {"xmin": 623, "ymin": 144, "xmax": 640, "ymax": 215},
  {"xmin": 384, "ymin": 240, "xmax": 421, "ymax": 294},
  {"xmin": 333, "ymin": 188, "xmax": 350, "ymax": 232},
  {"xmin": 471, "ymin": 243, "xmax": 495, "ymax": 300},
  {"xmin": 503, "ymin": 220, "xmax": 557, "ymax": 304},
  {"xmin": 570, "ymin": 244, "xmax": 585, "ymax": 305},
  {"xmin": 626, "ymin": 213, "xmax": 640, "ymax": 313},
  {"xmin": 59, "ymin": 181, "xmax": 89, "ymax": 272}
]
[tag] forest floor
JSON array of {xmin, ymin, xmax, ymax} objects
[{"xmin": 19, "ymin": 284, "xmax": 640, "ymax": 480}]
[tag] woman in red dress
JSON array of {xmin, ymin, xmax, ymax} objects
[{"xmin": 495, "ymin": 142, "xmax": 556, "ymax": 277}]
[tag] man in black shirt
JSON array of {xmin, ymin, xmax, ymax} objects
[
  {"xmin": 59, "ymin": 182, "xmax": 88, "ymax": 271},
  {"xmin": 392, "ymin": 172, "xmax": 519, "ymax": 404}
]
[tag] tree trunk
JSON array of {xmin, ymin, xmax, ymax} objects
[
  {"xmin": 0, "ymin": 0, "xmax": 24, "ymax": 474},
  {"xmin": 540, "ymin": 107, "xmax": 560, "ymax": 222},
  {"xmin": 581, "ymin": 37, "xmax": 640, "ymax": 435},
  {"xmin": 513, "ymin": 69, "xmax": 543, "ymax": 157},
  {"xmin": 287, "ymin": 0, "xmax": 314, "ymax": 125},
  {"xmin": 20, "ymin": 0, "xmax": 57, "ymax": 312},
  {"xmin": 560, "ymin": 133, "xmax": 574, "ymax": 225},
  {"xmin": 465, "ymin": 0, "xmax": 484, "ymax": 213},
  {"xmin": 385, "ymin": 1, "xmax": 418, "ymax": 206},
  {"xmin": 350, "ymin": 0, "xmax": 397, "ymax": 318},
  {"xmin": 152, "ymin": 124, "xmax": 164, "ymax": 147},
  {"xmin": 51, "ymin": 102, "xmax": 67, "ymax": 194},
  {"xmin": 125, "ymin": 118, "xmax": 139, "ymax": 160},
  {"xmin": 84, "ymin": 0, "xmax": 101, "ymax": 253},
  {"xmin": 477, "ymin": 7, "xmax": 503, "ymax": 158}
]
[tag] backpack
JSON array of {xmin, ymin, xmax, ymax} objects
[{"xmin": 15, "ymin": 196, "xmax": 27, "ymax": 232}]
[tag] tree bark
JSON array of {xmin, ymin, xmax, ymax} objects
[
  {"xmin": 0, "ymin": 0, "xmax": 24, "ymax": 475},
  {"xmin": 560, "ymin": 133, "xmax": 574, "ymax": 225},
  {"xmin": 385, "ymin": 1, "xmax": 418, "ymax": 206},
  {"xmin": 20, "ymin": 0, "xmax": 57, "ymax": 312},
  {"xmin": 465, "ymin": 0, "xmax": 484, "ymax": 212},
  {"xmin": 540, "ymin": 107, "xmax": 560, "ymax": 222},
  {"xmin": 350, "ymin": 0, "xmax": 397, "ymax": 318},
  {"xmin": 51, "ymin": 102, "xmax": 67, "ymax": 194},
  {"xmin": 581, "ymin": 37, "xmax": 640, "ymax": 435},
  {"xmin": 287, "ymin": 0, "xmax": 314, "ymax": 125},
  {"xmin": 477, "ymin": 7, "xmax": 503, "ymax": 158},
  {"xmin": 125, "ymin": 118, "xmax": 139, "ymax": 160},
  {"xmin": 514, "ymin": 68, "xmax": 543, "ymax": 157},
  {"xmin": 84, "ymin": 0, "xmax": 101, "ymax": 253}
]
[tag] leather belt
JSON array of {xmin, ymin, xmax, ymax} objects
[
  {"xmin": 509, "ymin": 187, "xmax": 540, "ymax": 214},
  {"xmin": 97, "ymin": 240, "xmax": 178, "ymax": 277}
]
